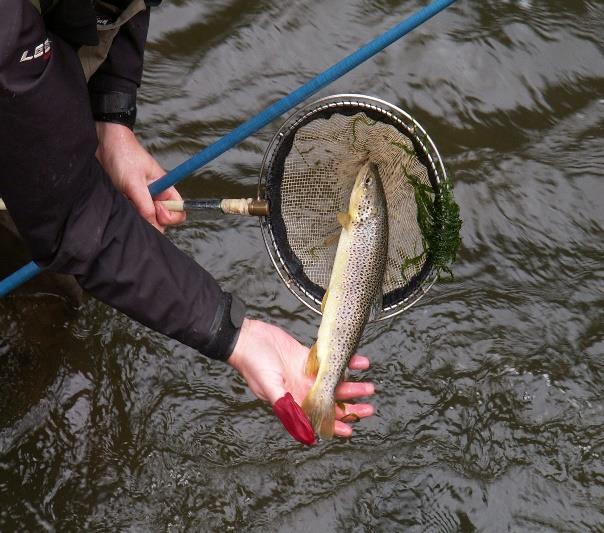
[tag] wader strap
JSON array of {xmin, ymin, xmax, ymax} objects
[{"xmin": 78, "ymin": 0, "xmax": 147, "ymax": 81}]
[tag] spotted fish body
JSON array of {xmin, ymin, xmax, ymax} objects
[{"xmin": 302, "ymin": 161, "xmax": 388, "ymax": 439}]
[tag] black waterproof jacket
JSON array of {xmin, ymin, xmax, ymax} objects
[{"xmin": 0, "ymin": 0, "xmax": 244, "ymax": 361}]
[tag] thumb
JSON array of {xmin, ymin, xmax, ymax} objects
[{"xmin": 272, "ymin": 392, "xmax": 316, "ymax": 446}]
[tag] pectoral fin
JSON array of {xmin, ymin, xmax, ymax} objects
[
  {"xmin": 337, "ymin": 211, "xmax": 351, "ymax": 229},
  {"xmin": 308, "ymin": 230, "xmax": 340, "ymax": 258},
  {"xmin": 322, "ymin": 233, "xmax": 340, "ymax": 248},
  {"xmin": 340, "ymin": 413, "xmax": 361, "ymax": 423},
  {"xmin": 304, "ymin": 343, "xmax": 320, "ymax": 376}
]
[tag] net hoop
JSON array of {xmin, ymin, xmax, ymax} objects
[{"xmin": 258, "ymin": 94, "xmax": 447, "ymax": 321}]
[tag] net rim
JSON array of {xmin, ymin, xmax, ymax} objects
[{"xmin": 258, "ymin": 94, "xmax": 446, "ymax": 321}]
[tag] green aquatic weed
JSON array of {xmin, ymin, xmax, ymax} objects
[{"xmin": 404, "ymin": 172, "xmax": 462, "ymax": 279}]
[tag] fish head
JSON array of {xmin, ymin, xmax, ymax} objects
[{"xmin": 349, "ymin": 161, "xmax": 386, "ymax": 223}]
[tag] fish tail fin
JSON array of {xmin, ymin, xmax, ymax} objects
[{"xmin": 301, "ymin": 382, "xmax": 335, "ymax": 440}]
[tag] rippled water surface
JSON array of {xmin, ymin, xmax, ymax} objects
[{"xmin": 1, "ymin": 1, "xmax": 603, "ymax": 531}]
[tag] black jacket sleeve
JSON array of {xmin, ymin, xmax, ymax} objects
[
  {"xmin": 88, "ymin": 6, "xmax": 151, "ymax": 129},
  {"xmin": 0, "ymin": 1, "xmax": 243, "ymax": 361}
]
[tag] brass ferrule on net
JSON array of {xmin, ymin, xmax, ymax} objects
[{"xmin": 220, "ymin": 198, "xmax": 269, "ymax": 216}]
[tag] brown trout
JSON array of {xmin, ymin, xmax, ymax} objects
[{"xmin": 302, "ymin": 161, "xmax": 388, "ymax": 439}]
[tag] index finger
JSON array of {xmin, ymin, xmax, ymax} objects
[
  {"xmin": 348, "ymin": 354, "xmax": 370, "ymax": 370},
  {"xmin": 335, "ymin": 381, "xmax": 375, "ymax": 401}
]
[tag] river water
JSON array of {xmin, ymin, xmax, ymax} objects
[{"xmin": 1, "ymin": 1, "xmax": 603, "ymax": 531}]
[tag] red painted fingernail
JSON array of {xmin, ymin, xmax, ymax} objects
[{"xmin": 273, "ymin": 393, "xmax": 316, "ymax": 446}]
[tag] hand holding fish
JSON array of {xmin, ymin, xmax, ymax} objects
[{"xmin": 228, "ymin": 318, "xmax": 375, "ymax": 445}]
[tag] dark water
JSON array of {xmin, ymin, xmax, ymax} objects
[{"xmin": 1, "ymin": 1, "xmax": 603, "ymax": 530}]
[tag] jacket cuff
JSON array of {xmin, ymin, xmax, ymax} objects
[
  {"xmin": 90, "ymin": 90, "xmax": 137, "ymax": 130},
  {"xmin": 201, "ymin": 292, "xmax": 246, "ymax": 361}
]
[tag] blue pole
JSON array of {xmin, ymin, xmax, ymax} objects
[{"xmin": 0, "ymin": 0, "xmax": 457, "ymax": 298}]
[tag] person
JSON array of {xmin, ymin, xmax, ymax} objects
[{"xmin": 0, "ymin": 0, "xmax": 375, "ymax": 444}]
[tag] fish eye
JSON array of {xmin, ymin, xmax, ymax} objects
[{"xmin": 364, "ymin": 176, "xmax": 372, "ymax": 186}]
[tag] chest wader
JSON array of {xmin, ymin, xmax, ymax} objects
[
  {"xmin": 78, "ymin": 0, "xmax": 147, "ymax": 81},
  {"xmin": 0, "ymin": 0, "xmax": 146, "ymax": 304}
]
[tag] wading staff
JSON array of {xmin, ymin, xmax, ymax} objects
[{"xmin": 0, "ymin": 0, "xmax": 457, "ymax": 298}]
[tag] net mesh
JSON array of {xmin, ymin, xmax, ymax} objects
[{"xmin": 276, "ymin": 111, "xmax": 433, "ymax": 297}]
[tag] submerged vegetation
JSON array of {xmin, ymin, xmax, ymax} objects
[{"xmin": 402, "ymin": 173, "xmax": 462, "ymax": 278}]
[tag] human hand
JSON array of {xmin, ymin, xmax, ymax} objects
[
  {"xmin": 228, "ymin": 318, "xmax": 375, "ymax": 445},
  {"xmin": 95, "ymin": 122, "xmax": 186, "ymax": 232}
]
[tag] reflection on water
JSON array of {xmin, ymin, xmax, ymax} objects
[{"xmin": 1, "ymin": 0, "xmax": 603, "ymax": 530}]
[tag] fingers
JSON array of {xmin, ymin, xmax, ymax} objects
[
  {"xmin": 348, "ymin": 354, "xmax": 370, "ymax": 370},
  {"xmin": 334, "ymin": 402, "xmax": 375, "ymax": 437},
  {"xmin": 154, "ymin": 187, "xmax": 186, "ymax": 227},
  {"xmin": 145, "ymin": 158, "xmax": 185, "ymax": 228},
  {"xmin": 272, "ymin": 387, "xmax": 374, "ymax": 443},
  {"xmin": 95, "ymin": 126, "xmax": 182, "ymax": 231},
  {"xmin": 307, "ymin": 356, "xmax": 373, "ymax": 439},
  {"xmin": 335, "ymin": 421, "xmax": 353, "ymax": 437},
  {"xmin": 334, "ymin": 381, "xmax": 374, "ymax": 401}
]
